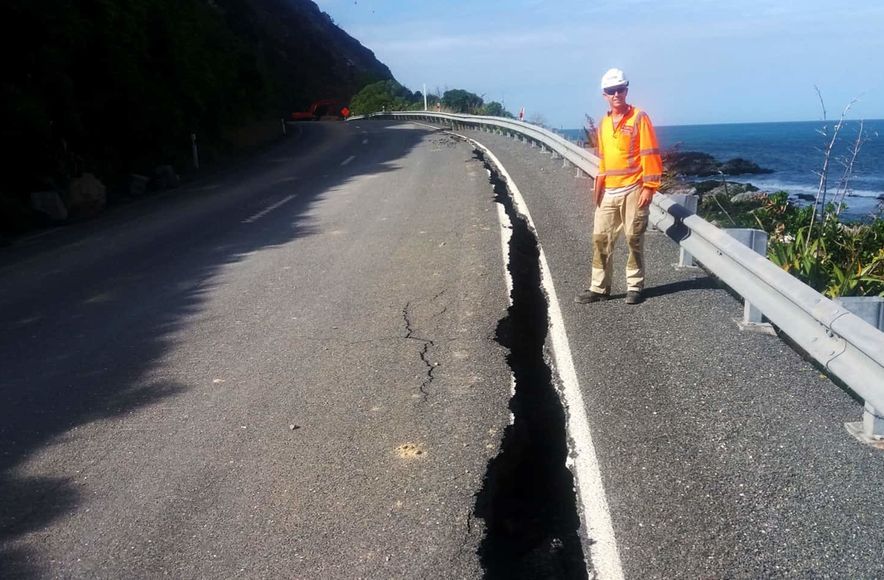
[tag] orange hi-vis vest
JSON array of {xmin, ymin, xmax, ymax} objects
[{"xmin": 597, "ymin": 105, "xmax": 663, "ymax": 190}]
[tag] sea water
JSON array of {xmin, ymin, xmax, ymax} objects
[{"xmin": 563, "ymin": 119, "xmax": 883, "ymax": 221}]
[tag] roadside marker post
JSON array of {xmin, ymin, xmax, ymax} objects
[{"xmin": 191, "ymin": 133, "xmax": 199, "ymax": 170}]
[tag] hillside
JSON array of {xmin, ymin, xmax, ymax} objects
[
  {"xmin": 234, "ymin": 0, "xmax": 393, "ymax": 109},
  {"xmin": 0, "ymin": 0, "xmax": 393, "ymax": 234}
]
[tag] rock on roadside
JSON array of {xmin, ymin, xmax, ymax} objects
[
  {"xmin": 68, "ymin": 173, "xmax": 107, "ymax": 216},
  {"xmin": 30, "ymin": 190, "xmax": 69, "ymax": 222}
]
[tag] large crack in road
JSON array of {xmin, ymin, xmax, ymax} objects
[{"xmin": 471, "ymin": 148, "xmax": 589, "ymax": 579}]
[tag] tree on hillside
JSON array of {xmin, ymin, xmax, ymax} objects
[
  {"xmin": 481, "ymin": 101, "xmax": 514, "ymax": 118},
  {"xmin": 442, "ymin": 89, "xmax": 484, "ymax": 114},
  {"xmin": 349, "ymin": 80, "xmax": 416, "ymax": 114}
]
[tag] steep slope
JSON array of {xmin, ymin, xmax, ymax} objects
[
  {"xmin": 0, "ymin": 0, "xmax": 393, "ymax": 234},
  {"xmin": 240, "ymin": 0, "xmax": 393, "ymax": 108}
]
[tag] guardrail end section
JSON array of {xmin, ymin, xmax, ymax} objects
[{"xmin": 845, "ymin": 403, "xmax": 884, "ymax": 450}]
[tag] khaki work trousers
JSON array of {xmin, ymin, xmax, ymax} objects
[{"xmin": 591, "ymin": 187, "xmax": 649, "ymax": 293}]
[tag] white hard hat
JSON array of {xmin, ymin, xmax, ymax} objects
[{"xmin": 601, "ymin": 68, "xmax": 628, "ymax": 90}]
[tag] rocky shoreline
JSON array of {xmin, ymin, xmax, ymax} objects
[
  {"xmin": 662, "ymin": 150, "xmax": 773, "ymax": 178},
  {"xmin": 660, "ymin": 150, "xmax": 883, "ymax": 221}
]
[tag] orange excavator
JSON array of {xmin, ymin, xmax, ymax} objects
[{"xmin": 291, "ymin": 99, "xmax": 350, "ymax": 121}]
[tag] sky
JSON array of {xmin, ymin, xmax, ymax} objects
[{"xmin": 313, "ymin": 0, "xmax": 884, "ymax": 128}]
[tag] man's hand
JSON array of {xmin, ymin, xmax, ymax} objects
[
  {"xmin": 638, "ymin": 186, "xmax": 656, "ymax": 209},
  {"xmin": 594, "ymin": 188, "xmax": 605, "ymax": 207},
  {"xmin": 593, "ymin": 176, "xmax": 606, "ymax": 207}
]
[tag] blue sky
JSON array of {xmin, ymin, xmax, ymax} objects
[{"xmin": 314, "ymin": 0, "xmax": 884, "ymax": 128}]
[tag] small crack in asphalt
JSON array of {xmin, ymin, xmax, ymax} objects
[{"xmin": 403, "ymin": 301, "xmax": 436, "ymax": 402}]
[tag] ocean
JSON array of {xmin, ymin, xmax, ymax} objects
[{"xmin": 562, "ymin": 119, "xmax": 884, "ymax": 221}]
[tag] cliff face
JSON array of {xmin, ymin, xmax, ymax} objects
[
  {"xmin": 0, "ymin": 0, "xmax": 393, "ymax": 233},
  {"xmin": 225, "ymin": 0, "xmax": 394, "ymax": 108}
]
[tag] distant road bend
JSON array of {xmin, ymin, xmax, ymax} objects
[{"xmin": 0, "ymin": 119, "xmax": 882, "ymax": 579}]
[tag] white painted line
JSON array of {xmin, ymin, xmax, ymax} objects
[
  {"xmin": 340, "ymin": 155, "xmax": 356, "ymax": 166},
  {"xmin": 491, "ymin": 168, "xmax": 514, "ymax": 305},
  {"xmin": 472, "ymin": 137, "xmax": 625, "ymax": 580},
  {"xmin": 362, "ymin": 138, "xmax": 369, "ymax": 145},
  {"xmin": 242, "ymin": 194, "xmax": 297, "ymax": 224},
  {"xmin": 491, "ymin": 166, "xmax": 518, "ymax": 424}
]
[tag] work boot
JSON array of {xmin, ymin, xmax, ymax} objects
[
  {"xmin": 575, "ymin": 289, "xmax": 608, "ymax": 304},
  {"xmin": 625, "ymin": 290, "xmax": 644, "ymax": 304}
]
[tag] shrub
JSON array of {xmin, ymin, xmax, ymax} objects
[{"xmin": 699, "ymin": 191, "xmax": 884, "ymax": 297}]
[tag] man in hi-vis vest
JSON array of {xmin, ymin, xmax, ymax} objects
[{"xmin": 576, "ymin": 68, "xmax": 663, "ymax": 305}]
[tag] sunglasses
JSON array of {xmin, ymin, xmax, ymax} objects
[{"xmin": 604, "ymin": 85, "xmax": 628, "ymax": 95}]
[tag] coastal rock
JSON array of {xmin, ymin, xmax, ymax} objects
[
  {"xmin": 30, "ymin": 190, "xmax": 68, "ymax": 221},
  {"xmin": 129, "ymin": 174, "xmax": 149, "ymax": 197},
  {"xmin": 730, "ymin": 190, "xmax": 770, "ymax": 203},
  {"xmin": 664, "ymin": 150, "xmax": 773, "ymax": 177},
  {"xmin": 720, "ymin": 157, "xmax": 774, "ymax": 175},
  {"xmin": 68, "ymin": 173, "xmax": 107, "ymax": 216},
  {"xmin": 663, "ymin": 151, "xmax": 719, "ymax": 177},
  {"xmin": 153, "ymin": 165, "xmax": 179, "ymax": 190},
  {"xmin": 694, "ymin": 180, "xmax": 726, "ymax": 195},
  {"xmin": 661, "ymin": 183, "xmax": 697, "ymax": 196},
  {"xmin": 699, "ymin": 182, "xmax": 758, "ymax": 199}
]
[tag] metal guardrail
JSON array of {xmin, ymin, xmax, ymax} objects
[
  {"xmin": 366, "ymin": 111, "xmax": 599, "ymax": 176},
  {"xmin": 367, "ymin": 110, "xmax": 884, "ymax": 446}
]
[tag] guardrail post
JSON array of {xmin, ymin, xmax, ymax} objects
[
  {"xmin": 835, "ymin": 297, "xmax": 884, "ymax": 448},
  {"xmin": 846, "ymin": 402, "xmax": 884, "ymax": 448},
  {"xmin": 665, "ymin": 194, "xmax": 699, "ymax": 266},
  {"xmin": 724, "ymin": 228, "xmax": 773, "ymax": 333}
]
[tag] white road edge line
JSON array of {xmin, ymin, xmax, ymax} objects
[
  {"xmin": 340, "ymin": 155, "xmax": 356, "ymax": 166},
  {"xmin": 242, "ymin": 194, "xmax": 297, "ymax": 224},
  {"xmin": 469, "ymin": 135, "xmax": 625, "ymax": 580},
  {"xmin": 491, "ymin": 167, "xmax": 518, "ymax": 421}
]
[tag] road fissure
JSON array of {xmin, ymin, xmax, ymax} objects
[
  {"xmin": 471, "ymin": 148, "xmax": 588, "ymax": 579},
  {"xmin": 402, "ymin": 302, "xmax": 437, "ymax": 402}
]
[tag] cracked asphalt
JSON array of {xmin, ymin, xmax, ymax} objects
[
  {"xmin": 457, "ymin": 125, "xmax": 884, "ymax": 578},
  {"xmin": 0, "ymin": 121, "xmax": 512, "ymax": 578}
]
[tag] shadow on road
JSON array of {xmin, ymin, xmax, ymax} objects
[
  {"xmin": 0, "ymin": 121, "xmax": 426, "ymax": 577},
  {"xmin": 603, "ymin": 276, "xmax": 720, "ymax": 301}
]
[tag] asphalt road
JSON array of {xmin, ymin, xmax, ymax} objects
[
  {"xmin": 4, "ymin": 117, "xmax": 882, "ymax": 579},
  {"xmin": 0, "ymin": 122, "xmax": 515, "ymax": 578},
  {"xmin": 457, "ymin": 125, "xmax": 884, "ymax": 578}
]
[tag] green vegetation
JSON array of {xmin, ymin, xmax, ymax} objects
[
  {"xmin": 441, "ymin": 89, "xmax": 484, "ymax": 114},
  {"xmin": 480, "ymin": 101, "xmax": 513, "ymax": 118},
  {"xmin": 698, "ymin": 191, "xmax": 884, "ymax": 297},
  {"xmin": 349, "ymin": 82, "xmax": 514, "ymax": 117},
  {"xmin": 349, "ymin": 80, "xmax": 419, "ymax": 115}
]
